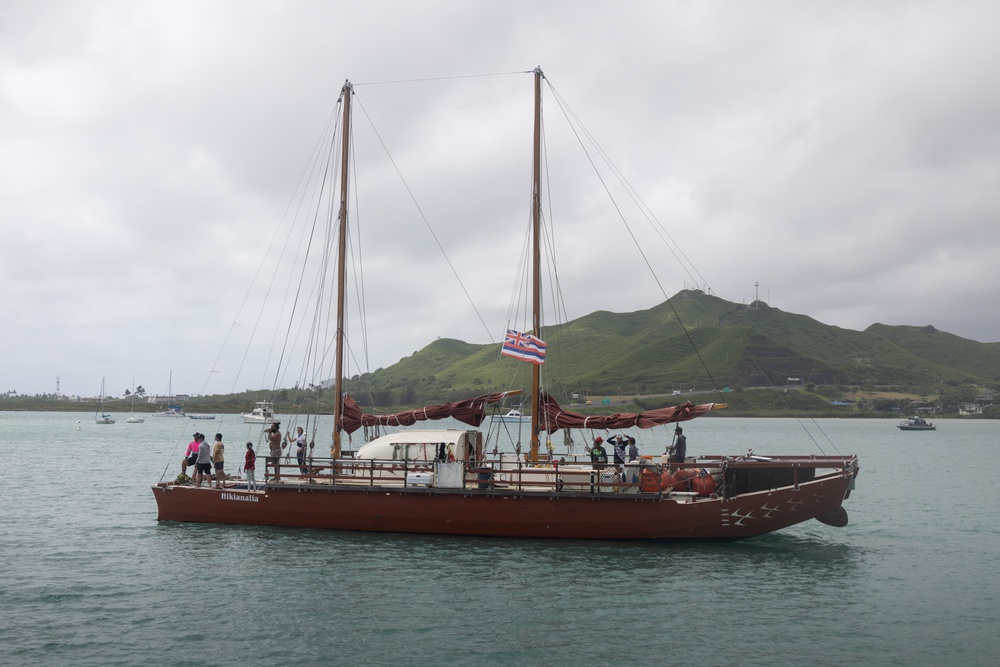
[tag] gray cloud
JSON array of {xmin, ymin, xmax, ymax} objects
[{"xmin": 3, "ymin": 0, "xmax": 998, "ymax": 397}]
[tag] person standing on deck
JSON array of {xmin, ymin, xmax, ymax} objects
[
  {"xmin": 610, "ymin": 435, "xmax": 627, "ymax": 467},
  {"xmin": 267, "ymin": 422, "xmax": 284, "ymax": 477},
  {"xmin": 194, "ymin": 434, "xmax": 212, "ymax": 487},
  {"xmin": 589, "ymin": 437, "xmax": 608, "ymax": 470},
  {"xmin": 626, "ymin": 435, "xmax": 639, "ymax": 483},
  {"xmin": 670, "ymin": 426, "xmax": 687, "ymax": 465},
  {"xmin": 244, "ymin": 442, "xmax": 257, "ymax": 491},
  {"xmin": 610, "ymin": 435, "xmax": 628, "ymax": 484},
  {"xmin": 181, "ymin": 433, "xmax": 200, "ymax": 477},
  {"xmin": 288, "ymin": 426, "xmax": 308, "ymax": 475},
  {"xmin": 210, "ymin": 433, "xmax": 225, "ymax": 488}
]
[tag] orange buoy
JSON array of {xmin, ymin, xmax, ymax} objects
[
  {"xmin": 659, "ymin": 470, "xmax": 674, "ymax": 492},
  {"xmin": 669, "ymin": 470, "xmax": 692, "ymax": 492},
  {"xmin": 691, "ymin": 471, "xmax": 717, "ymax": 496},
  {"xmin": 641, "ymin": 468, "xmax": 660, "ymax": 492}
]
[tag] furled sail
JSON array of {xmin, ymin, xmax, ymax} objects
[
  {"xmin": 340, "ymin": 391, "xmax": 518, "ymax": 434},
  {"xmin": 537, "ymin": 392, "xmax": 725, "ymax": 432}
]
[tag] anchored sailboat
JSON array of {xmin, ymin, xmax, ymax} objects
[
  {"xmin": 152, "ymin": 68, "xmax": 859, "ymax": 540},
  {"xmin": 152, "ymin": 371, "xmax": 186, "ymax": 417},
  {"xmin": 95, "ymin": 377, "xmax": 115, "ymax": 425},
  {"xmin": 126, "ymin": 379, "xmax": 144, "ymax": 423}
]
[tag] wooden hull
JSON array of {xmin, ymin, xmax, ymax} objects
[{"xmin": 152, "ymin": 472, "xmax": 854, "ymax": 541}]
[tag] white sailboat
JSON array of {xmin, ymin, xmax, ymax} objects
[
  {"xmin": 95, "ymin": 378, "xmax": 115, "ymax": 425},
  {"xmin": 153, "ymin": 371, "xmax": 186, "ymax": 417},
  {"xmin": 126, "ymin": 379, "xmax": 144, "ymax": 423}
]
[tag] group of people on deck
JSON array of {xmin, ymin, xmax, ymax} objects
[
  {"xmin": 588, "ymin": 434, "xmax": 639, "ymax": 482},
  {"xmin": 587, "ymin": 425, "xmax": 688, "ymax": 484},
  {"xmin": 181, "ymin": 432, "xmax": 228, "ymax": 488},
  {"xmin": 267, "ymin": 422, "xmax": 310, "ymax": 476},
  {"xmin": 179, "ymin": 422, "xmax": 311, "ymax": 491}
]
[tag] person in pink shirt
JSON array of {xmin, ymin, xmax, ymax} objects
[{"xmin": 181, "ymin": 433, "xmax": 201, "ymax": 477}]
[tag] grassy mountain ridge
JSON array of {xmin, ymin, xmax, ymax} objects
[
  {"xmin": 341, "ymin": 290, "xmax": 1000, "ymax": 407},
  {"xmin": 865, "ymin": 323, "xmax": 1000, "ymax": 380}
]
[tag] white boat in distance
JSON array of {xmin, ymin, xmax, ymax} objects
[
  {"xmin": 153, "ymin": 407, "xmax": 187, "ymax": 418},
  {"xmin": 241, "ymin": 401, "xmax": 275, "ymax": 424},
  {"xmin": 126, "ymin": 379, "xmax": 144, "ymax": 422},
  {"xmin": 494, "ymin": 408, "xmax": 530, "ymax": 423},
  {"xmin": 153, "ymin": 372, "xmax": 186, "ymax": 417},
  {"xmin": 95, "ymin": 378, "xmax": 115, "ymax": 425},
  {"xmin": 897, "ymin": 415, "xmax": 936, "ymax": 431}
]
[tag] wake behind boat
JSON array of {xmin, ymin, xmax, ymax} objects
[{"xmin": 152, "ymin": 68, "xmax": 859, "ymax": 541}]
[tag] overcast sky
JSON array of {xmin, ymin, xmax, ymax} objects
[{"xmin": 3, "ymin": 0, "xmax": 998, "ymax": 398}]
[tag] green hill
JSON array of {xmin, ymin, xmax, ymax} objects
[
  {"xmin": 9, "ymin": 290, "xmax": 998, "ymax": 416},
  {"xmin": 865, "ymin": 323, "xmax": 1000, "ymax": 380},
  {"xmin": 340, "ymin": 290, "xmax": 1000, "ymax": 407}
]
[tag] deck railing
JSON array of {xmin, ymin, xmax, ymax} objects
[{"xmin": 257, "ymin": 453, "xmax": 857, "ymax": 496}]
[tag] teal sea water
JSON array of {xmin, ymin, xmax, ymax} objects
[{"xmin": 1, "ymin": 412, "xmax": 998, "ymax": 666}]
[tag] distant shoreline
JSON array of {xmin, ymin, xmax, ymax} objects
[{"xmin": 1, "ymin": 400, "xmax": 988, "ymax": 420}]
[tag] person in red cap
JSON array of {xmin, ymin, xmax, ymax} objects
[{"xmin": 589, "ymin": 436, "xmax": 608, "ymax": 470}]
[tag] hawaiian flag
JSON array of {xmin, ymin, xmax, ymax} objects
[{"xmin": 501, "ymin": 329, "xmax": 547, "ymax": 365}]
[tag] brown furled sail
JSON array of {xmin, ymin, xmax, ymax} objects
[
  {"xmin": 340, "ymin": 391, "xmax": 518, "ymax": 433},
  {"xmin": 536, "ymin": 391, "xmax": 726, "ymax": 432}
]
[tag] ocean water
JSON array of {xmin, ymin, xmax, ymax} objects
[{"xmin": 1, "ymin": 412, "xmax": 998, "ymax": 666}]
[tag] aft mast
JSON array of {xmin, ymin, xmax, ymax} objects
[
  {"xmin": 529, "ymin": 67, "xmax": 543, "ymax": 463},
  {"xmin": 332, "ymin": 80, "xmax": 352, "ymax": 460}
]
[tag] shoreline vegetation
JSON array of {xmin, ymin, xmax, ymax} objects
[{"xmin": 5, "ymin": 385, "xmax": 996, "ymax": 419}]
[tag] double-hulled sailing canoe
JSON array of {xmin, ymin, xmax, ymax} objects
[{"xmin": 153, "ymin": 68, "xmax": 859, "ymax": 540}]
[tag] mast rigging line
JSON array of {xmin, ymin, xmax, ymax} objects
[
  {"xmin": 198, "ymin": 96, "xmax": 346, "ymax": 403},
  {"xmin": 269, "ymin": 127, "xmax": 339, "ymax": 399},
  {"xmin": 352, "ymin": 92, "xmax": 496, "ymax": 347},
  {"xmin": 541, "ymin": 77, "xmax": 726, "ymax": 401},
  {"xmin": 739, "ymin": 344, "xmax": 842, "ymax": 457},
  {"xmin": 543, "ymin": 82, "xmax": 712, "ymax": 294}
]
